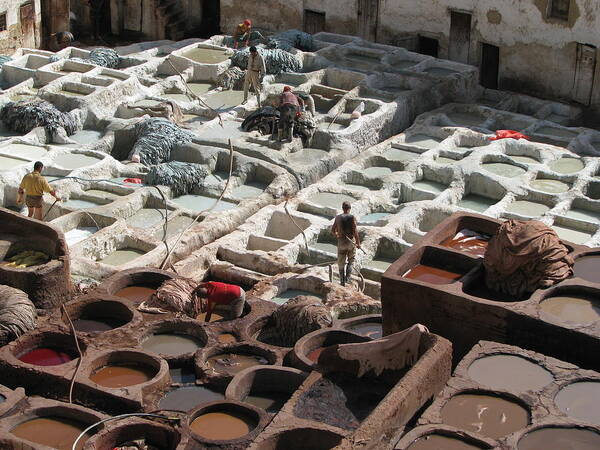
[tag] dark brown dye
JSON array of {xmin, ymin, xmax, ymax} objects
[
  {"xmin": 573, "ymin": 255, "xmax": 600, "ymax": 283},
  {"xmin": 115, "ymin": 285, "xmax": 156, "ymax": 304},
  {"xmin": 440, "ymin": 393, "xmax": 529, "ymax": 439},
  {"xmin": 518, "ymin": 427, "xmax": 600, "ymax": 450},
  {"xmin": 245, "ymin": 391, "xmax": 289, "ymax": 413},
  {"xmin": 441, "ymin": 230, "xmax": 489, "ymax": 258},
  {"xmin": 407, "ymin": 434, "xmax": 485, "ymax": 450},
  {"xmin": 159, "ymin": 385, "xmax": 224, "ymax": 412},
  {"xmin": 347, "ymin": 323, "xmax": 382, "ymax": 339},
  {"xmin": 11, "ymin": 417, "xmax": 91, "ymax": 450},
  {"xmin": 72, "ymin": 318, "xmax": 121, "ymax": 333},
  {"xmin": 554, "ymin": 381, "xmax": 600, "ymax": 425},
  {"xmin": 89, "ymin": 363, "xmax": 155, "ymax": 388},
  {"xmin": 294, "ymin": 371, "xmax": 400, "ymax": 430},
  {"xmin": 206, "ymin": 353, "xmax": 269, "ymax": 376},
  {"xmin": 190, "ymin": 412, "xmax": 255, "ymax": 441},
  {"xmin": 403, "ymin": 264, "xmax": 463, "ymax": 284}
]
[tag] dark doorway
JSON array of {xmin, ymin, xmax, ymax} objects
[
  {"xmin": 200, "ymin": 0, "xmax": 221, "ymax": 37},
  {"xmin": 20, "ymin": 3, "xmax": 37, "ymax": 48},
  {"xmin": 449, "ymin": 11, "xmax": 471, "ymax": 63},
  {"xmin": 418, "ymin": 36, "xmax": 439, "ymax": 57},
  {"xmin": 304, "ymin": 9, "xmax": 325, "ymax": 35},
  {"xmin": 573, "ymin": 43, "xmax": 597, "ymax": 105},
  {"xmin": 357, "ymin": 0, "xmax": 379, "ymax": 41},
  {"xmin": 480, "ymin": 43, "xmax": 499, "ymax": 89}
]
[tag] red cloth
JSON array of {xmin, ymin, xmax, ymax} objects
[
  {"xmin": 123, "ymin": 178, "xmax": 143, "ymax": 184},
  {"xmin": 280, "ymin": 91, "xmax": 300, "ymax": 107},
  {"xmin": 489, "ymin": 130, "xmax": 531, "ymax": 141},
  {"xmin": 204, "ymin": 282, "xmax": 241, "ymax": 314}
]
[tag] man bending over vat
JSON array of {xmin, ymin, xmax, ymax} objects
[
  {"xmin": 332, "ymin": 201, "xmax": 361, "ymax": 286},
  {"xmin": 193, "ymin": 281, "xmax": 246, "ymax": 322},
  {"xmin": 17, "ymin": 161, "xmax": 61, "ymax": 221}
]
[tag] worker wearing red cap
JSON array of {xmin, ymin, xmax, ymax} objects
[{"xmin": 233, "ymin": 19, "xmax": 252, "ymax": 49}]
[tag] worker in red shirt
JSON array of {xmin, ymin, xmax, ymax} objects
[{"xmin": 193, "ymin": 281, "xmax": 246, "ymax": 322}]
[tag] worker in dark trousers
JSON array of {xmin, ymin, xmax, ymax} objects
[
  {"xmin": 331, "ymin": 201, "xmax": 361, "ymax": 286},
  {"xmin": 88, "ymin": 0, "xmax": 105, "ymax": 40}
]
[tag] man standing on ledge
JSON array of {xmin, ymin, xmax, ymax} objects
[
  {"xmin": 243, "ymin": 46, "xmax": 266, "ymax": 107},
  {"xmin": 17, "ymin": 161, "xmax": 61, "ymax": 221},
  {"xmin": 194, "ymin": 281, "xmax": 246, "ymax": 322},
  {"xmin": 332, "ymin": 201, "xmax": 361, "ymax": 286}
]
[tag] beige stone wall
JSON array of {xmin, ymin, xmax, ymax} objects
[{"xmin": 0, "ymin": 0, "xmax": 42, "ymax": 54}]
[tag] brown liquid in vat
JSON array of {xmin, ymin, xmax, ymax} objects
[
  {"xmin": 206, "ymin": 353, "xmax": 268, "ymax": 375},
  {"xmin": 403, "ymin": 264, "xmax": 463, "ymax": 284},
  {"xmin": 115, "ymin": 286, "xmax": 156, "ymax": 304},
  {"xmin": 307, "ymin": 347, "xmax": 327, "ymax": 362},
  {"xmin": 190, "ymin": 412, "xmax": 253, "ymax": 440},
  {"xmin": 407, "ymin": 434, "xmax": 484, "ymax": 450},
  {"xmin": 540, "ymin": 296, "xmax": 600, "ymax": 324},
  {"xmin": 90, "ymin": 364, "xmax": 155, "ymax": 388},
  {"xmin": 11, "ymin": 417, "xmax": 91, "ymax": 450},
  {"xmin": 197, "ymin": 311, "xmax": 225, "ymax": 322},
  {"xmin": 467, "ymin": 354, "xmax": 553, "ymax": 393},
  {"xmin": 440, "ymin": 393, "xmax": 529, "ymax": 439},
  {"xmin": 441, "ymin": 230, "xmax": 489, "ymax": 258},
  {"xmin": 217, "ymin": 333, "xmax": 237, "ymax": 344},
  {"xmin": 518, "ymin": 427, "xmax": 600, "ymax": 450},
  {"xmin": 573, "ymin": 255, "xmax": 600, "ymax": 283}
]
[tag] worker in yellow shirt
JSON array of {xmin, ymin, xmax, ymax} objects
[{"xmin": 17, "ymin": 161, "xmax": 61, "ymax": 220}]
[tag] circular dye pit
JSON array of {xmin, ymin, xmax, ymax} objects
[
  {"xmin": 11, "ymin": 416, "xmax": 91, "ymax": 450},
  {"xmin": 540, "ymin": 295, "xmax": 600, "ymax": 324},
  {"xmin": 142, "ymin": 333, "xmax": 203, "ymax": 357},
  {"xmin": 190, "ymin": 411, "xmax": 257, "ymax": 441},
  {"xmin": 441, "ymin": 393, "xmax": 529, "ymax": 439},
  {"xmin": 573, "ymin": 255, "xmax": 600, "ymax": 283},
  {"xmin": 307, "ymin": 346, "xmax": 329, "ymax": 362},
  {"xmin": 467, "ymin": 354, "xmax": 553, "ymax": 392},
  {"xmin": 206, "ymin": 353, "xmax": 269, "ymax": 376},
  {"xmin": 518, "ymin": 427, "xmax": 600, "ymax": 450},
  {"xmin": 72, "ymin": 318, "xmax": 121, "ymax": 333},
  {"xmin": 159, "ymin": 386, "xmax": 225, "ymax": 412},
  {"xmin": 346, "ymin": 322, "xmax": 383, "ymax": 339},
  {"xmin": 481, "ymin": 162, "xmax": 526, "ymax": 178},
  {"xmin": 18, "ymin": 347, "xmax": 75, "ymax": 366},
  {"xmin": 89, "ymin": 363, "xmax": 156, "ymax": 388},
  {"xmin": 530, "ymin": 179, "xmax": 570, "ymax": 194},
  {"xmin": 217, "ymin": 333, "xmax": 237, "ymax": 344},
  {"xmin": 115, "ymin": 285, "xmax": 156, "ymax": 304},
  {"xmin": 407, "ymin": 433, "xmax": 486, "ymax": 450},
  {"xmin": 555, "ymin": 381, "xmax": 600, "ymax": 424},
  {"xmin": 548, "ymin": 158, "xmax": 584, "ymax": 174}
]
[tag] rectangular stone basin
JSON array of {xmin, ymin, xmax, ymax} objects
[
  {"xmin": 126, "ymin": 208, "xmax": 169, "ymax": 228},
  {"xmin": 54, "ymin": 153, "xmax": 102, "ymax": 170},
  {"xmin": 183, "ymin": 47, "xmax": 230, "ymax": 64},
  {"xmin": 0, "ymin": 143, "xmax": 47, "ymax": 160},
  {"xmin": 172, "ymin": 194, "xmax": 237, "ymax": 213},
  {"xmin": 99, "ymin": 248, "xmax": 145, "ymax": 266},
  {"xmin": 154, "ymin": 215, "xmax": 197, "ymax": 241},
  {"xmin": 0, "ymin": 155, "xmax": 29, "ymax": 170}
]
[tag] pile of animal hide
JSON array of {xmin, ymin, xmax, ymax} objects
[
  {"xmin": 0, "ymin": 99, "xmax": 80, "ymax": 137},
  {"xmin": 145, "ymin": 161, "xmax": 208, "ymax": 197},
  {"xmin": 231, "ymin": 47, "xmax": 302, "ymax": 75},
  {"xmin": 0, "ymin": 285, "xmax": 37, "ymax": 347},
  {"xmin": 266, "ymin": 29, "xmax": 314, "ymax": 52},
  {"xmin": 484, "ymin": 219, "xmax": 574, "ymax": 298},
  {"xmin": 270, "ymin": 296, "xmax": 332, "ymax": 347},
  {"xmin": 129, "ymin": 118, "xmax": 193, "ymax": 165},
  {"xmin": 138, "ymin": 278, "xmax": 200, "ymax": 317},
  {"xmin": 68, "ymin": 47, "xmax": 120, "ymax": 68},
  {"xmin": 216, "ymin": 66, "xmax": 246, "ymax": 90}
]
